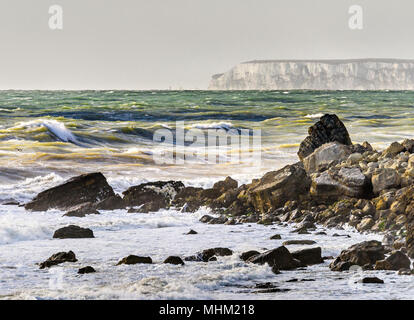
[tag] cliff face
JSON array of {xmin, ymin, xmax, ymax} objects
[{"xmin": 208, "ymin": 59, "xmax": 414, "ymax": 90}]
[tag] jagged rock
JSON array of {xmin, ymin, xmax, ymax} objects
[
  {"xmin": 122, "ymin": 181, "xmax": 184, "ymax": 211},
  {"xmin": 402, "ymin": 139, "xmax": 414, "ymax": 153},
  {"xmin": 63, "ymin": 202, "xmax": 100, "ymax": 217},
  {"xmin": 303, "ymin": 142, "xmax": 351, "ymax": 173},
  {"xmin": 240, "ymin": 250, "xmax": 260, "ymax": 261},
  {"xmin": 53, "ymin": 225, "xmax": 94, "ymax": 239},
  {"xmin": 371, "ymin": 168, "xmax": 400, "ymax": 195},
  {"xmin": 78, "ymin": 266, "xmax": 96, "ymax": 274},
  {"xmin": 282, "ymin": 240, "xmax": 316, "ymax": 245},
  {"xmin": 329, "ymin": 240, "xmax": 385, "ymax": 271},
  {"xmin": 186, "ymin": 229, "xmax": 198, "ymax": 235},
  {"xmin": 246, "ymin": 163, "xmax": 311, "ymax": 214},
  {"xmin": 117, "ymin": 255, "xmax": 152, "ymax": 265},
  {"xmin": 248, "ymin": 246, "xmax": 303, "ymax": 270},
  {"xmin": 291, "ymin": 247, "xmax": 323, "ymax": 265},
  {"xmin": 212, "ymin": 176, "xmax": 238, "ymax": 193},
  {"xmin": 374, "ymin": 251, "xmax": 411, "ymax": 270},
  {"xmin": 298, "ymin": 114, "xmax": 352, "ymax": 160},
  {"xmin": 163, "ymin": 256, "xmax": 185, "ymax": 265},
  {"xmin": 310, "ymin": 167, "xmax": 371, "ymax": 200},
  {"xmin": 39, "ymin": 251, "xmax": 77, "ymax": 269},
  {"xmin": 25, "ymin": 173, "xmax": 116, "ymax": 212},
  {"xmin": 384, "ymin": 142, "xmax": 405, "ymax": 157}
]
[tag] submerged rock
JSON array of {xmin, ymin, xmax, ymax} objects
[
  {"xmin": 298, "ymin": 114, "xmax": 352, "ymax": 161},
  {"xmin": 53, "ymin": 225, "xmax": 94, "ymax": 239},
  {"xmin": 25, "ymin": 173, "xmax": 116, "ymax": 212},
  {"xmin": 163, "ymin": 256, "xmax": 185, "ymax": 265},
  {"xmin": 78, "ymin": 266, "xmax": 96, "ymax": 274},
  {"xmin": 39, "ymin": 251, "xmax": 77, "ymax": 269},
  {"xmin": 282, "ymin": 240, "xmax": 316, "ymax": 245},
  {"xmin": 117, "ymin": 255, "xmax": 152, "ymax": 265}
]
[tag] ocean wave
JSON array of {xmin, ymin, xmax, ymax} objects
[
  {"xmin": 191, "ymin": 122, "xmax": 235, "ymax": 130},
  {"xmin": 7, "ymin": 119, "xmax": 78, "ymax": 144},
  {"xmin": 304, "ymin": 113, "xmax": 324, "ymax": 119}
]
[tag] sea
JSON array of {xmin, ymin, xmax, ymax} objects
[{"xmin": 0, "ymin": 90, "xmax": 413, "ymax": 299}]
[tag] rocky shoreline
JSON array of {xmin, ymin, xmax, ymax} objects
[{"xmin": 20, "ymin": 114, "xmax": 414, "ymax": 278}]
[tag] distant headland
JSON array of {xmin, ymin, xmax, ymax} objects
[{"xmin": 208, "ymin": 58, "xmax": 414, "ymax": 90}]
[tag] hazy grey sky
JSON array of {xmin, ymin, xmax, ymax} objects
[{"xmin": 0, "ymin": 0, "xmax": 413, "ymax": 89}]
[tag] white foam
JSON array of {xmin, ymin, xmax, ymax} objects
[
  {"xmin": 304, "ymin": 113, "xmax": 324, "ymax": 119},
  {"xmin": 191, "ymin": 122, "xmax": 235, "ymax": 130},
  {"xmin": 11, "ymin": 119, "xmax": 78, "ymax": 143}
]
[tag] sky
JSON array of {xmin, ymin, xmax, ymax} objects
[{"xmin": 0, "ymin": 0, "xmax": 413, "ymax": 90}]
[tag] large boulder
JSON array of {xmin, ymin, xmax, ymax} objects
[
  {"xmin": 303, "ymin": 142, "xmax": 351, "ymax": 173},
  {"xmin": 329, "ymin": 240, "xmax": 385, "ymax": 271},
  {"xmin": 25, "ymin": 173, "xmax": 116, "ymax": 212},
  {"xmin": 291, "ymin": 247, "xmax": 323, "ymax": 265},
  {"xmin": 246, "ymin": 163, "xmax": 311, "ymax": 214},
  {"xmin": 298, "ymin": 114, "xmax": 352, "ymax": 161},
  {"xmin": 371, "ymin": 168, "xmax": 401, "ymax": 195},
  {"xmin": 374, "ymin": 251, "xmax": 411, "ymax": 271},
  {"xmin": 53, "ymin": 225, "xmax": 94, "ymax": 239},
  {"xmin": 117, "ymin": 255, "xmax": 152, "ymax": 265},
  {"xmin": 248, "ymin": 246, "xmax": 303, "ymax": 270},
  {"xmin": 310, "ymin": 167, "xmax": 372, "ymax": 200},
  {"xmin": 39, "ymin": 251, "xmax": 77, "ymax": 269},
  {"xmin": 123, "ymin": 181, "xmax": 184, "ymax": 212}
]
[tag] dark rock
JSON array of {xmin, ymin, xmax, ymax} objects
[
  {"xmin": 270, "ymin": 234, "xmax": 282, "ymax": 240},
  {"xmin": 330, "ymin": 240, "xmax": 385, "ymax": 271},
  {"xmin": 298, "ymin": 114, "xmax": 352, "ymax": 160},
  {"xmin": 201, "ymin": 248, "xmax": 233, "ymax": 262},
  {"xmin": 398, "ymin": 268, "xmax": 414, "ymax": 275},
  {"xmin": 291, "ymin": 247, "xmax": 323, "ymax": 265},
  {"xmin": 212, "ymin": 176, "xmax": 238, "ymax": 193},
  {"xmin": 39, "ymin": 251, "xmax": 77, "ymax": 269},
  {"xmin": 117, "ymin": 255, "xmax": 152, "ymax": 265},
  {"xmin": 208, "ymin": 216, "xmax": 228, "ymax": 224},
  {"xmin": 360, "ymin": 277, "xmax": 384, "ymax": 284},
  {"xmin": 78, "ymin": 266, "xmax": 96, "ymax": 274},
  {"xmin": 186, "ymin": 229, "xmax": 198, "ymax": 235},
  {"xmin": 374, "ymin": 251, "xmax": 411, "ymax": 271},
  {"xmin": 199, "ymin": 215, "xmax": 214, "ymax": 223},
  {"xmin": 240, "ymin": 250, "xmax": 260, "ymax": 261},
  {"xmin": 53, "ymin": 225, "xmax": 94, "ymax": 239},
  {"xmin": 95, "ymin": 195, "xmax": 125, "ymax": 210},
  {"xmin": 122, "ymin": 181, "xmax": 184, "ymax": 211},
  {"xmin": 63, "ymin": 202, "xmax": 100, "ymax": 217},
  {"xmin": 248, "ymin": 246, "xmax": 303, "ymax": 270},
  {"xmin": 282, "ymin": 240, "xmax": 317, "ymax": 245},
  {"xmin": 163, "ymin": 256, "xmax": 185, "ymax": 265},
  {"xmin": 25, "ymin": 173, "xmax": 116, "ymax": 212}
]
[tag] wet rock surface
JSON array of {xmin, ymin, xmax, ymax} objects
[
  {"xmin": 53, "ymin": 225, "xmax": 95, "ymax": 239},
  {"xmin": 39, "ymin": 251, "xmax": 77, "ymax": 269}
]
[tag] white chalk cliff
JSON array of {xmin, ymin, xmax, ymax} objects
[{"xmin": 208, "ymin": 59, "xmax": 414, "ymax": 90}]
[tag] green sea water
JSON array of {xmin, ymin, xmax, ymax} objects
[{"xmin": 0, "ymin": 90, "xmax": 414, "ymax": 186}]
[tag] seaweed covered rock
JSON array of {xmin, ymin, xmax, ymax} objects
[
  {"xmin": 298, "ymin": 114, "xmax": 352, "ymax": 161},
  {"xmin": 25, "ymin": 173, "xmax": 116, "ymax": 212}
]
